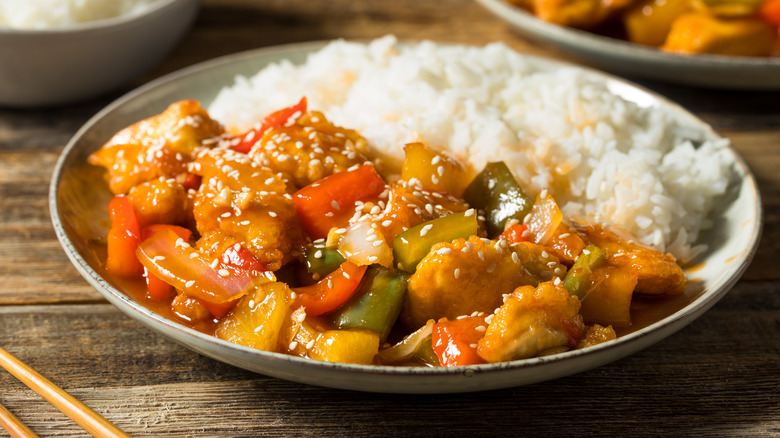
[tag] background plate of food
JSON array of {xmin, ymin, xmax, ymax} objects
[
  {"xmin": 50, "ymin": 37, "xmax": 761, "ymax": 393},
  {"xmin": 476, "ymin": 0, "xmax": 780, "ymax": 89}
]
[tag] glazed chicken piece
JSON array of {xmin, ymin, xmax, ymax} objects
[
  {"xmin": 191, "ymin": 149, "xmax": 306, "ymax": 271},
  {"xmin": 126, "ymin": 176, "xmax": 192, "ymax": 227},
  {"xmin": 511, "ymin": 0, "xmax": 636, "ymax": 28},
  {"xmin": 378, "ymin": 180, "xmax": 470, "ymax": 243},
  {"xmin": 249, "ymin": 111, "xmax": 369, "ymax": 189},
  {"xmin": 578, "ymin": 223, "xmax": 686, "ymax": 296},
  {"xmin": 477, "ymin": 280, "xmax": 584, "ymax": 363},
  {"xmin": 88, "ymin": 100, "xmax": 225, "ymax": 194},
  {"xmin": 402, "ymin": 235, "xmax": 567, "ymax": 328}
]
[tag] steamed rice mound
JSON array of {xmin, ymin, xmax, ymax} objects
[{"xmin": 209, "ymin": 35, "xmax": 731, "ymax": 263}]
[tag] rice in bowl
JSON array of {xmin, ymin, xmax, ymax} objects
[{"xmin": 209, "ymin": 35, "xmax": 731, "ymax": 263}]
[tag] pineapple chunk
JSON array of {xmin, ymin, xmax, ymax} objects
[
  {"xmin": 308, "ymin": 329, "xmax": 380, "ymax": 365},
  {"xmin": 215, "ymin": 281, "xmax": 293, "ymax": 351},
  {"xmin": 401, "ymin": 142, "xmax": 469, "ymax": 197}
]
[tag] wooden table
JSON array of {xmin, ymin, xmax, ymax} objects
[{"xmin": 2, "ymin": 1, "xmax": 779, "ymax": 436}]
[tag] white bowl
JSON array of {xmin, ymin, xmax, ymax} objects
[
  {"xmin": 476, "ymin": 0, "xmax": 780, "ymax": 90},
  {"xmin": 49, "ymin": 42, "xmax": 762, "ymax": 393},
  {"xmin": 0, "ymin": 0, "xmax": 200, "ymax": 107}
]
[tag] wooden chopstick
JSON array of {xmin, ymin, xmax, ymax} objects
[
  {"xmin": 0, "ymin": 346, "xmax": 130, "ymax": 438},
  {"xmin": 0, "ymin": 401, "xmax": 39, "ymax": 438}
]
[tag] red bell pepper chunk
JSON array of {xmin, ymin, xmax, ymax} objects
[
  {"xmin": 106, "ymin": 195, "xmax": 144, "ymax": 277},
  {"xmin": 498, "ymin": 223, "xmax": 530, "ymax": 244},
  {"xmin": 760, "ymin": 0, "xmax": 780, "ymax": 25},
  {"xmin": 220, "ymin": 242, "xmax": 266, "ymax": 273},
  {"xmin": 137, "ymin": 228, "xmax": 269, "ymax": 305},
  {"xmin": 432, "ymin": 316, "xmax": 487, "ymax": 367},
  {"xmin": 229, "ymin": 97, "xmax": 308, "ymax": 154},
  {"xmin": 141, "ymin": 224, "xmax": 193, "ymax": 301},
  {"xmin": 293, "ymin": 165, "xmax": 386, "ymax": 239},
  {"xmin": 182, "ymin": 173, "xmax": 202, "ymax": 191},
  {"xmin": 293, "ymin": 261, "xmax": 367, "ymax": 316}
]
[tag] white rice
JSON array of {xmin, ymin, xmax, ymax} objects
[
  {"xmin": 0, "ymin": 0, "xmax": 161, "ymax": 29},
  {"xmin": 209, "ymin": 35, "xmax": 731, "ymax": 263}
]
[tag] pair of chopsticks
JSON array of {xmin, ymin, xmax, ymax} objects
[{"xmin": 0, "ymin": 346, "xmax": 130, "ymax": 438}]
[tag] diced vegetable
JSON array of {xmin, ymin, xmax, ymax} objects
[
  {"xmin": 293, "ymin": 164, "xmax": 386, "ymax": 239},
  {"xmin": 462, "ymin": 162, "xmax": 533, "ymax": 238},
  {"xmin": 330, "ymin": 265, "xmax": 409, "ymax": 342},
  {"xmin": 377, "ymin": 320, "xmax": 434, "ymax": 364},
  {"xmin": 338, "ymin": 220, "xmax": 394, "ymax": 268},
  {"xmin": 141, "ymin": 224, "xmax": 193, "ymax": 300},
  {"xmin": 106, "ymin": 195, "xmax": 144, "ymax": 277},
  {"xmin": 412, "ymin": 335, "xmax": 441, "ymax": 367},
  {"xmin": 760, "ymin": 0, "xmax": 780, "ymax": 25},
  {"xmin": 304, "ymin": 241, "xmax": 346, "ymax": 279},
  {"xmin": 400, "ymin": 142, "xmax": 468, "ymax": 196},
  {"xmin": 228, "ymin": 97, "xmax": 307, "ymax": 154},
  {"xmin": 432, "ymin": 316, "xmax": 487, "ymax": 367},
  {"xmin": 293, "ymin": 261, "xmax": 368, "ymax": 316},
  {"xmin": 137, "ymin": 228, "xmax": 269, "ymax": 304},
  {"xmin": 308, "ymin": 329, "xmax": 380, "ymax": 364},
  {"xmin": 578, "ymin": 267, "xmax": 637, "ymax": 327},
  {"xmin": 393, "ymin": 210, "xmax": 479, "ymax": 272},
  {"xmin": 525, "ymin": 191, "xmax": 563, "ymax": 246},
  {"xmin": 220, "ymin": 242, "xmax": 266, "ymax": 273},
  {"xmin": 498, "ymin": 223, "xmax": 530, "ymax": 244},
  {"xmin": 562, "ymin": 244, "xmax": 606, "ymax": 299},
  {"xmin": 215, "ymin": 281, "xmax": 293, "ymax": 350},
  {"xmin": 624, "ymin": 0, "xmax": 692, "ymax": 46}
]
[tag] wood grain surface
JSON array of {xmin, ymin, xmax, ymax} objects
[{"xmin": 1, "ymin": 0, "xmax": 778, "ymax": 436}]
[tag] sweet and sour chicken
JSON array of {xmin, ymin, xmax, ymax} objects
[{"xmin": 88, "ymin": 98, "xmax": 689, "ymax": 367}]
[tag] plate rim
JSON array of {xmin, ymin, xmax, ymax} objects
[{"xmin": 49, "ymin": 39, "xmax": 764, "ymax": 393}]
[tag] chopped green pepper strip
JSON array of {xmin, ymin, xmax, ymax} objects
[
  {"xmin": 392, "ymin": 211, "xmax": 479, "ymax": 272},
  {"xmin": 304, "ymin": 241, "xmax": 346, "ymax": 279},
  {"xmin": 414, "ymin": 334, "xmax": 441, "ymax": 367},
  {"xmin": 563, "ymin": 244, "xmax": 606, "ymax": 299},
  {"xmin": 462, "ymin": 161, "xmax": 533, "ymax": 238},
  {"xmin": 331, "ymin": 265, "xmax": 409, "ymax": 343}
]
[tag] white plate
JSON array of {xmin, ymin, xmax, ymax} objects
[
  {"xmin": 477, "ymin": 0, "xmax": 780, "ymax": 90},
  {"xmin": 50, "ymin": 41, "xmax": 761, "ymax": 393}
]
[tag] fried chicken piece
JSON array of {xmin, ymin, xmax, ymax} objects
[
  {"xmin": 126, "ymin": 176, "xmax": 192, "ymax": 227},
  {"xmin": 191, "ymin": 149, "xmax": 306, "ymax": 271},
  {"xmin": 378, "ymin": 180, "xmax": 470, "ymax": 243},
  {"xmin": 249, "ymin": 111, "xmax": 369, "ymax": 189},
  {"xmin": 88, "ymin": 100, "xmax": 225, "ymax": 194},
  {"xmin": 402, "ymin": 235, "xmax": 567, "ymax": 328},
  {"xmin": 477, "ymin": 280, "xmax": 584, "ymax": 363},
  {"xmin": 578, "ymin": 223, "xmax": 686, "ymax": 296}
]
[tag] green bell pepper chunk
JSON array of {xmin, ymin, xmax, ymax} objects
[
  {"xmin": 304, "ymin": 241, "xmax": 345, "ymax": 279},
  {"xmin": 331, "ymin": 265, "xmax": 409, "ymax": 343},
  {"xmin": 462, "ymin": 161, "xmax": 533, "ymax": 238},
  {"xmin": 563, "ymin": 244, "xmax": 606, "ymax": 299},
  {"xmin": 392, "ymin": 211, "xmax": 479, "ymax": 272}
]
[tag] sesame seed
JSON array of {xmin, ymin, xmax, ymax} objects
[
  {"xmin": 461, "ymin": 247, "xmax": 472, "ymax": 253},
  {"xmin": 331, "ymin": 200, "xmax": 341, "ymax": 210},
  {"xmin": 372, "ymin": 240, "xmax": 384, "ymax": 247},
  {"xmin": 477, "ymin": 250, "xmax": 484, "ymax": 261},
  {"xmin": 254, "ymin": 326, "xmax": 263, "ymax": 333},
  {"xmin": 314, "ymin": 250, "xmax": 323, "ymax": 259},
  {"xmin": 420, "ymin": 224, "xmax": 433, "ymax": 236},
  {"xmin": 305, "ymin": 340, "xmax": 315, "ymax": 350},
  {"xmin": 465, "ymin": 209, "xmax": 475, "ymax": 217},
  {"xmin": 335, "ymin": 228, "xmax": 347, "ymax": 234},
  {"xmin": 185, "ymin": 280, "xmax": 195, "ymax": 288},
  {"xmin": 368, "ymin": 256, "xmax": 379, "ymax": 263},
  {"xmin": 210, "ymin": 259, "xmax": 219, "ymax": 269},
  {"xmin": 437, "ymin": 166, "xmax": 445, "ymax": 176},
  {"xmin": 469, "ymin": 344, "xmax": 478, "ymax": 349},
  {"xmin": 343, "ymin": 272, "xmax": 351, "ymax": 280},
  {"xmin": 540, "ymin": 189, "xmax": 548, "ymax": 199},
  {"xmin": 541, "ymin": 251, "xmax": 549, "ymax": 259},
  {"xmin": 454, "ymin": 268, "xmax": 460, "ymax": 279},
  {"xmin": 264, "ymin": 177, "xmax": 275, "ymax": 185},
  {"xmin": 559, "ymin": 233, "xmax": 570, "ymax": 238},
  {"xmin": 289, "ymin": 341, "xmax": 298, "ymax": 350},
  {"xmin": 327, "ymin": 279, "xmax": 334, "ymax": 289},
  {"xmin": 432, "ymin": 155, "xmax": 441, "ymax": 165},
  {"xmin": 475, "ymin": 326, "xmax": 486, "ymax": 332},
  {"xmin": 487, "ymin": 263, "xmax": 496, "ymax": 273},
  {"xmin": 218, "ymin": 269, "xmax": 230, "ymax": 277},
  {"xmin": 438, "ymin": 247, "xmax": 453, "ymax": 255},
  {"xmin": 268, "ymin": 211, "xmax": 278, "ymax": 217},
  {"xmin": 511, "ymin": 252, "xmax": 519, "ymax": 263},
  {"xmin": 582, "ymin": 249, "xmax": 591, "ymax": 255},
  {"xmin": 431, "ymin": 175, "xmax": 439, "ymax": 185},
  {"xmin": 553, "ymin": 276, "xmax": 562, "ymax": 285},
  {"xmin": 296, "ymin": 312, "xmax": 306, "ymax": 322}
]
